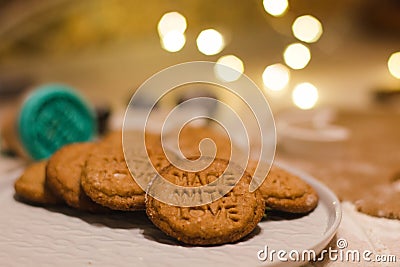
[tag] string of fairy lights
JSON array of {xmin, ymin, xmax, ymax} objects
[{"xmin": 157, "ymin": 1, "xmax": 400, "ymax": 109}]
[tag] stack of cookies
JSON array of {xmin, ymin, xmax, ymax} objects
[{"xmin": 14, "ymin": 127, "xmax": 318, "ymax": 245}]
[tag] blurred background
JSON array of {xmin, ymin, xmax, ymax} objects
[{"xmin": 0, "ymin": 0, "xmax": 399, "ymax": 114}]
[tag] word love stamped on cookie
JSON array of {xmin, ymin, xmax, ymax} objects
[{"xmin": 146, "ymin": 158, "xmax": 265, "ymax": 245}]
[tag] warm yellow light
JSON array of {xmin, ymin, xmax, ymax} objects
[
  {"xmin": 196, "ymin": 29, "xmax": 225, "ymax": 56},
  {"xmin": 292, "ymin": 82, "xmax": 319, "ymax": 110},
  {"xmin": 214, "ymin": 55, "xmax": 244, "ymax": 82},
  {"xmin": 158, "ymin": 12, "xmax": 187, "ymax": 37},
  {"xmin": 292, "ymin": 15, "xmax": 323, "ymax": 43},
  {"xmin": 161, "ymin": 30, "xmax": 186, "ymax": 52},
  {"xmin": 262, "ymin": 63, "xmax": 290, "ymax": 91},
  {"xmin": 283, "ymin": 43, "xmax": 311, "ymax": 70},
  {"xmin": 388, "ymin": 52, "xmax": 400, "ymax": 79},
  {"xmin": 263, "ymin": 0, "xmax": 288, "ymax": 17}
]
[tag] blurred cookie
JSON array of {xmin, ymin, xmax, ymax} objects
[
  {"xmin": 355, "ymin": 179, "xmax": 400, "ymax": 220},
  {"xmin": 174, "ymin": 125, "xmax": 236, "ymax": 160},
  {"xmin": 102, "ymin": 130, "xmax": 123, "ymax": 145},
  {"xmin": 146, "ymin": 158, "xmax": 265, "ymax": 245},
  {"xmin": 247, "ymin": 162, "xmax": 318, "ymax": 213},
  {"xmin": 14, "ymin": 161, "xmax": 61, "ymax": 205},
  {"xmin": 102, "ymin": 129, "xmax": 163, "ymax": 152},
  {"xmin": 46, "ymin": 142, "xmax": 108, "ymax": 212}
]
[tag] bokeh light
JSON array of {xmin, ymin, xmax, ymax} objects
[
  {"xmin": 388, "ymin": 52, "xmax": 400, "ymax": 79},
  {"xmin": 263, "ymin": 0, "xmax": 289, "ymax": 17},
  {"xmin": 292, "ymin": 15, "xmax": 323, "ymax": 43},
  {"xmin": 292, "ymin": 82, "xmax": 319, "ymax": 110},
  {"xmin": 158, "ymin": 12, "xmax": 187, "ymax": 37},
  {"xmin": 214, "ymin": 55, "xmax": 244, "ymax": 82},
  {"xmin": 161, "ymin": 30, "xmax": 186, "ymax": 52},
  {"xmin": 283, "ymin": 43, "xmax": 311, "ymax": 70},
  {"xmin": 196, "ymin": 29, "xmax": 225, "ymax": 55},
  {"xmin": 262, "ymin": 63, "xmax": 290, "ymax": 91}
]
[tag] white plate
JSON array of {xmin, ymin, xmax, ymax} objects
[{"xmin": 0, "ymin": 164, "xmax": 341, "ymax": 267}]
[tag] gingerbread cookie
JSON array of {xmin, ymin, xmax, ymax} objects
[
  {"xmin": 14, "ymin": 161, "xmax": 61, "ymax": 205},
  {"xmin": 81, "ymin": 142, "xmax": 146, "ymax": 211},
  {"xmin": 46, "ymin": 142, "xmax": 108, "ymax": 212},
  {"xmin": 81, "ymin": 129, "xmax": 173, "ymax": 211},
  {"xmin": 172, "ymin": 125, "xmax": 236, "ymax": 160},
  {"xmin": 355, "ymin": 178, "xmax": 400, "ymax": 220},
  {"xmin": 102, "ymin": 130, "xmax": 123, "ymax": 145},
  {"xmin": 247, "ymin": 162, "xmax": 318, "ymax": 213},
  {"xmin": 103, "ymin": 129, "xmax": 165, "ymax": 154},
  {"xmin": 146, "ymin": 158, "xmax": 265, "ymax": 245}
]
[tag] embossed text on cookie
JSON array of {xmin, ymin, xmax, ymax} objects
[{"xmin": 123, "ymin": 61, "xmax": 276, "ymax": 206}]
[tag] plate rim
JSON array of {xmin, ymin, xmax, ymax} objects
[{"xmin": 273, "ymin": 161, "xmax": 342, "ymax": 262}]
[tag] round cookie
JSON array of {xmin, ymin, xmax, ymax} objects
[
  {"xmin": 103, "ymin": 129, "xmax": 164, "ymax": 155},
  {"xmin": 81, "ymin": 129, "xmax": 172, "ymax": 211},
  {"xmin": 46, "ymin": 142, "xmax": 108, "ymax": 212},
  {"xmin": 173, "ymin": 125, "xmax": 234, "ymax": 160},
  {"xmin": 146, "ymin": 158, "xmax": 265, "ymax": 245},
  {"xmin": 247, "ymin": 162, "xmax": 318, "ymax": 213},
  {"xmin": 14, "ymin": 161, "xmax": 61, "ymax": 205},
  {"xmin": 355, "ymin": 179, "xmax": 400, "ymax": 220},
  {"xmin": 81, "ymin": 143, "xmax": 146, "ymax": 211}
]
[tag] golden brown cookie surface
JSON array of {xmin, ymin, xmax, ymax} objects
[
  {"xmin": 247, "ymin": 162, "xmax": 318, "ymax": 213},
  {"xmin": 81, "ymin": 143, "xmax": 144, "ymax": 211},
  {"xmin": 81, "ymin": 130, "xmax": 170, "ymax": 211},
  {"xmin": 146, "ymin": 158, "xmax": 265, "ymax": 245},
  {"xmin": 355, "ymin": 179, "xmax": 400, "ymax": 220},
  {"xmin": 46, "ymin": 142, "xmax": 108, "ymax": 212},
  {"xmin": 175, "ymin": 125, "xmax": 234, "ymax": 160},
  {"xmin": 103, "ymin": 130, "xmax": 162, "ymax": 150},
  {"xmin": 14, "ymin": 161, "xmax": 61, "ymax": 205},
  {"xmin": 102, "ymin": 130, "xmax": 123, "ymax": 145}
]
